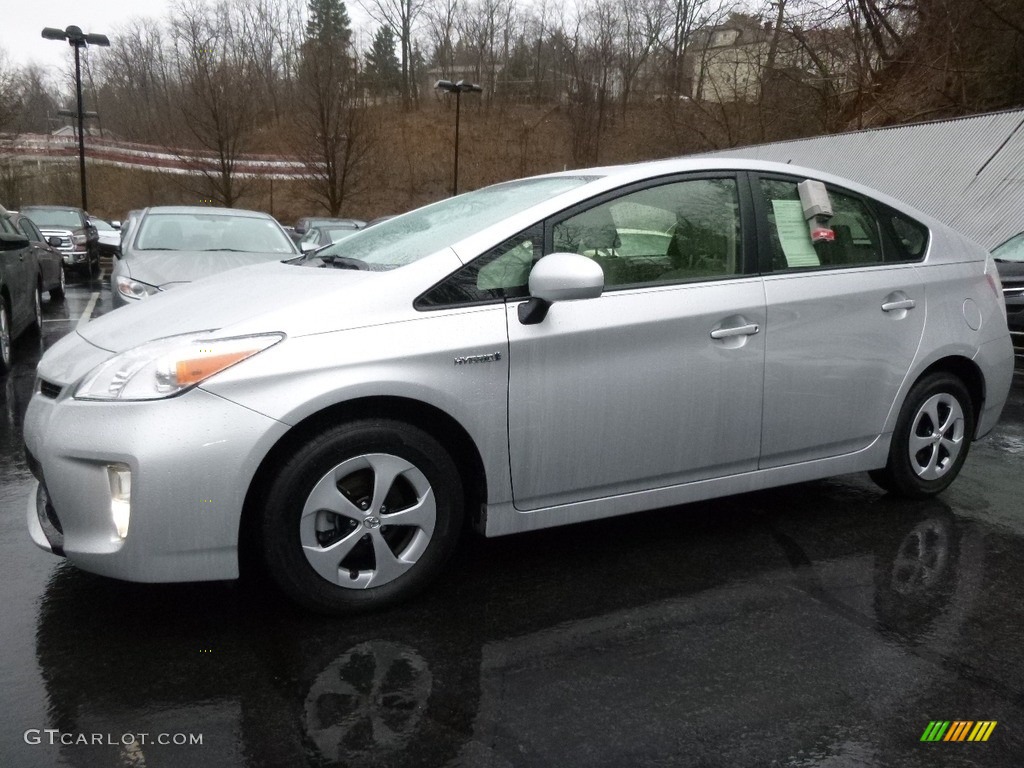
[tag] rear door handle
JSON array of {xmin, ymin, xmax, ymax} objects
[
  {"xmin": 710, "ymin": 323, "xmax": 760, "ymax": 339},
  {"xmin": 882, "ymin": 299, "xmax": 916, "ymax": 312}
]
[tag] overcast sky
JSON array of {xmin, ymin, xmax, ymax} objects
[
  {"xmin": 2, "ymin": 1, "xmax": 168, "ymax": 75},
  {"xmin": 2, "ymin": 1, "xmax": 375, "ymax": 77}
]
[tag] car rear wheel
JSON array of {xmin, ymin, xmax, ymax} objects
[
  {"xmin": 260, "ymin": 420, "xmax": 464, "ymax": 614},
  {"xmin": 0, "ymin": 301, "xmax": 11, "ymax": 374},
  {"xmin": 50, "ymin": 267, "xmax": 66, "ymax": 301},
  {"xmin": 870, "ymin": 373, "xmax": 974, "ymax": 498}
]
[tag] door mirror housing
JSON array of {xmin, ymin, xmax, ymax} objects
[{"xmin": 519, "ymin": 252, "xmax": 604, "ymax": 325}]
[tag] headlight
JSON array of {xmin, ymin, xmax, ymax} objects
[
  {"xmin": 73, "ymin": 233, "xmax": 87, "ymax": 245},
  {"xmin": 115, "ymin": 275, "xmax": 160, "ymax": 300},
  {"xmin": 74, "ymin": 332, "xmax": 284, "ymax": 401}
]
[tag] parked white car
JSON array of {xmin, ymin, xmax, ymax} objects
[{"xmin": 24, "ymin": 158, "xmax": 1014, "ymax": 613}]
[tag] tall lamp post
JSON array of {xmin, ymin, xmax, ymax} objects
[
  {"xmin": 41, "ymin": 25, "xmax": 110, "ymax": 211},
  {"xmin": 434, "ymin": 79, "xmax": 482, "ymax": 196}
]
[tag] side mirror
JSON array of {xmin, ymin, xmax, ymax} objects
[
  {"xmin": 111, "ymin": 220, "xmax": 121, "ymax": 229},
  {"xmin": 300, "ymin": 241, "xmax": 319, "ymax": 253},
  {"xmin": 519, "ymin": 252, "xmax": 604, "ymax": 325}
]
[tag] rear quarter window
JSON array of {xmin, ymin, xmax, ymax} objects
[{"xmin": 881, "ymin": 205, "xmax": 929, "ymax": 261}]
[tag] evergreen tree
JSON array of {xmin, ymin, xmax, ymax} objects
[
  {"xmin": 365, "ymin": 25, "xmax": 402, "ymax": 97},
  {"xmin": 305, "ymin": 0, "xmax": 352, "ymax": 49}
]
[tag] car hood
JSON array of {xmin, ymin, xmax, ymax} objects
[
  {"xmin": 123, "ymin": 251, "xmax": 290, "ymax": 289},
  {"xmin": 77, "ymin": 253, "xmax": 459, "ymax": 355}
]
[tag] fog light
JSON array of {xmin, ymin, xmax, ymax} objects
[{"xmin": 107, "ymin": 464, "xmax": 132, "ymax": 539}]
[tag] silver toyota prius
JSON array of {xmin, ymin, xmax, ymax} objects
[{"xmin": 23, "ymin": 158, "xmax": 1015, "ymax": 614}]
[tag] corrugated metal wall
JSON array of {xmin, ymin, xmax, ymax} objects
[{"xmin": 698, "ymin": 109, "xmax": 1024, "ymax": 249}]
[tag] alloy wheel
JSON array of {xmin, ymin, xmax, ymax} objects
[
  {"xmin": 299, "ymin": 453, "xmax": 437, "ymax": 590},
  {"xmin": 908, "ymin": 393, "xmax": 965, "ymax": 480}
]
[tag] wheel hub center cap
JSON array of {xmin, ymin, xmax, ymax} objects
[{"xmin": 362, "ymin": 516, "xmax": 382, "ymax": 530}]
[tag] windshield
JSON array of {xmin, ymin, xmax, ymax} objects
[
  {"xmin": 21, "ymin": 208, "xmax": 82, "ymax": 229},
  {"xmin": 993, "ymin": 232, "xmax": 1024, "ymax": 263},
  {"xmin": 135, "ymin": 212, "xmax": 297, "ymax": 253},
  {"xmin": 312, "ymin": 176, "xmax": 594, "ymax": 270}
]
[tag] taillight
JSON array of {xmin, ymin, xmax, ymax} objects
[{"xmin": 984, "ymin": 254, "xmax": 1007, "ymax": 321}]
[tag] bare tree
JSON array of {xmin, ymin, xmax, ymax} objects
[
  {"xmin": 169, "ymin": 0, "xmax": 261, "ymax": 207},
  {"xmin": 423, "ymin": 0, "xmax": 460, "ymax": 79}
]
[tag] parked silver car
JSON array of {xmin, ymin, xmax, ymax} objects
[
  {"xmin": 24, "ymin": 158, "xmax": 1015, "ymax": 613},
  {"xmin": 111, "ymin": 206, "xmax": 300, "ymax": 307}
]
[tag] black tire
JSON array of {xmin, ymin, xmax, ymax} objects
[
  {"xmin": 260, "ymin": 419, "xmax": 464, "ymax": 614},
  {"xmin": 30, "ymin": 285, "xmax": 43, "ymax": 336},
  {"xmin": 869, "ymin": 373, "xmax": 975, "ymax": 498},
  {"xmin": 50, "ymin": 266, "xmax": 66, "ymax": 301},
  {"xmin": 0, "ymin": 300, "xmax": 12, "ymax": 375}
]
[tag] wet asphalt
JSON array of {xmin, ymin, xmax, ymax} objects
[{"xmin": 1, "ymin": 273, "xmax": 1023, "ymax": 768}]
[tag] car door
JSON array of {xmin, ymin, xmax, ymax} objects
[
  {"xmin": 752, "ymin": 174, "xmax": 927, "ymax": 468},
  {"xmin": 17, "ymin": 217, "xmax": 53, "ymax": 287},
  {"xmin": 505, "ymin": 174, "xmax": 766, "ymax": 511},
  {"xmin": 0, "ymin": 216, "xmax": 32, "ymax": 330}
]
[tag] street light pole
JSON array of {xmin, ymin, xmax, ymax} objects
[
  {"xmin": 434, "ymin": 79, "xmax": 482, "ymax": 196},
  {"xmin": 41, "ymin": 25, "xmax": 110, "ymax": 211}
]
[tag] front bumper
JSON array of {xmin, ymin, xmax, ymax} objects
[
  {"xmin": 24, "ymin": 383, "xmax": 289, "ymax": 582},
  {"xmin": 61, "ymin": 249, "xmax": 92, "ymax": 266}
]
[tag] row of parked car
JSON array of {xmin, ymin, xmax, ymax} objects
[{"xmin": 0, "ymin": 203, "xmax": 127, "ymax": 373}]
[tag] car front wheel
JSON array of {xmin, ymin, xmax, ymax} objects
[
  {"xmin": 870, "ymin": 373, "xmax": 975, "ymax": 498},
  {"xmin": 260, "ymin": 420, "xmax": 464, "ymax": 614}
]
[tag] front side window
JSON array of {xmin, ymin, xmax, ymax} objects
[
  {"xmin": 17, "ymin": 218, "xmax": 44, "ymax": 242},
  {"xmin": 551, "ymin": 177, "xmax": 742, "ymax": 288},
  {"xmin": 416, "ymin": 229, "xmax": 539, "ymax": 308}
]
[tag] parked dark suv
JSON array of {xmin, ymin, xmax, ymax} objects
[
  {"xmin": 19, "ymin": 205, "xmax": 99, "ymax": 277},
  {"xmin": 992, "ymin": 232, "xmax": 1024, "ymax": 367}
]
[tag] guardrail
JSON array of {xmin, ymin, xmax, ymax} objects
[{"xmin": 0, "ymin": 132, "xmax": 314, "ymax": 179}]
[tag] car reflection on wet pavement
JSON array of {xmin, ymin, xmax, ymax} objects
[{"xmin": 1, "ymin": 273, "xmax": 1023, "ymax": 767}]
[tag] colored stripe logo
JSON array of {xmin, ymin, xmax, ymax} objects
[{"xmin": 920, "ymin": 721, "xmax": 997, "ymax": 742}]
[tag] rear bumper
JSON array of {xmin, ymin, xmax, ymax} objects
[{"xmin": 974, "ymin": 334, "xmax": 1015, "ymax": 438}]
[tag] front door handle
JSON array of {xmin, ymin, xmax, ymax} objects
[
  {"xmin": 710, "ymin": 323, "xmax": 760, "ymax": 339},
  {"xmin": 882, "ymin": 299, "xmax": 916, "ymax": 312}
]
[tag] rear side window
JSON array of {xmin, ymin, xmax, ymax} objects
[{"xmin": 758, "ymin": 177, "xmax": 922, "ymax": 270}]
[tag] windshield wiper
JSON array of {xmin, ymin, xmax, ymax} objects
[{"xmin": 318, "ymin": 254, "xmax": 370, "ymax": 270}]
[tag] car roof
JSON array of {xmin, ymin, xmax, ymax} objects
[{"xmin": 534, "ymin": 156, "xmax": 944, "ymax": 230}]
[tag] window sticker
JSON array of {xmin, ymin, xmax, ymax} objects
[{"xmin": 771, "ymin": 200, "xmax": 820, "ymax": 267}]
